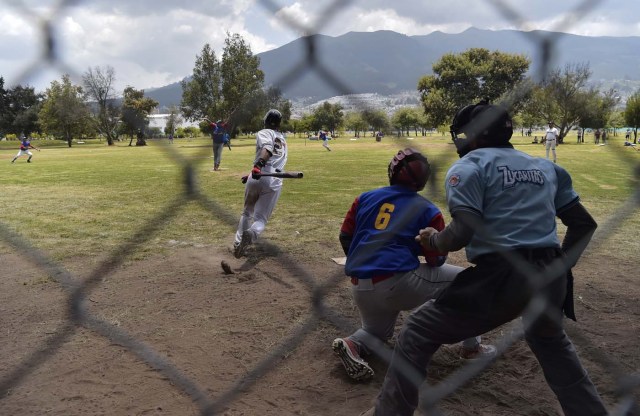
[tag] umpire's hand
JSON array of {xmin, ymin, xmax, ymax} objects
[{"xmin": 416, "ymin": 227, "xmax": 439, "ymax": 251}]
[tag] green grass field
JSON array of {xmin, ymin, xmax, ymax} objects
[{"xmin": 1, "ymin": 133, "xmax": 638, "ymax": 263}]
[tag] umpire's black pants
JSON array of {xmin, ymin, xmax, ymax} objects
[{"xmin": 374, "ymin": 248, "xmax": 608, "ymax": 416}]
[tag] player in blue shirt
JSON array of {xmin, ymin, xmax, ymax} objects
[
  {"xmin": 333, "ymin": 148, "xmax": 495, "ymax": 382},
  {"xmin": 366, "ymin": 103, "xmax": 607, "ymax": 416},
  {"xmin": 206, "ymin": 118, "xmax": 228, "ymax": 171},
  {"xmin": 11, "ymin": 136, "xmax": 40, "ymax": 163},
  {"xmin": 319, "ymin": 129, "xmax": 331, "ymax": 151}
]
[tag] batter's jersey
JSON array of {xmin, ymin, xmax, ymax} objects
[
  {"xmin": 255, "ymin": 128, "xmax": 287, "ymax": 174},
  {"xmin": 341, "ymin": 185, "xmax": 447, "ymax": 279},
  {"xmin": 444, "ymin": 147, "xmax": 579, "ymax": 262}
]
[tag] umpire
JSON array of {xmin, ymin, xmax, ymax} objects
[{"xmin": 367, "ymin": 102, "xmax": 607, "ymax": 415}]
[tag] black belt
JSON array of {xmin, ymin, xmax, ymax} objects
[{"xmin": 473, "ymin": 247, "xmax": 562, "ymax": 263}]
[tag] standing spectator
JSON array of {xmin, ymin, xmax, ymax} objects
[
  {"xmin": 601, "ymin": 129, "xmax": 607, "ymax": 145},
  {"xmin": 594, "ymin": 128, "xmax": 601, "ymax": 144},
  {"xmin": 233, "ymin": 109, "xmax": 288, "ymax": 258},
  {"xmin": 11, "ymin": 135, "xmax": 40, "ymax": 163},
  {"xmin": 363, "ymin": 102, "xmax": 607, "ymax": 416},
  {"xmin": 577, "ymin": 129, "xmax": 582, "ymax": 143},
  {"xmin": 376, "ymin": 130, "xmax": 384, "ymax": 142},
  {"xmin": 206, "ymin": 118, "xmax": 227, "ymax": 171},
  {"xmin": 319, "ymin": 129, "xmax": 332, "ymax": 151},
  {"xmin": 544, "ymin": 121, "xmax": 559, "ymax": 163},
  {"xmin": 332, "ymin": 148, "xmax": 495, "ymax": 382}
]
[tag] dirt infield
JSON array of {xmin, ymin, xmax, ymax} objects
[{"xmin": 1, "ymin": 245, "xmax": 638, "ymax": 415}]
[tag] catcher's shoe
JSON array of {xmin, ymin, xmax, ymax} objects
[
  {"xmin": 233, "ymin": 230, "xmax": 252, "ymax": 258},
  {"xmin": 332, "ymin": 338, "xmax": 374, "ymax": 381},
  {"xmin": 459, "ymin": 343, "xmax": 497, "ymax": 361}
]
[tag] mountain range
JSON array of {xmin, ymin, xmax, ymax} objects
[{"xmin": 146, "ymin": 27, "xmax": 640, "ymax": 111}]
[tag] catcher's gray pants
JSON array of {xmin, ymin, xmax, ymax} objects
[
  {"xmin": 348, "ymin": 263, "xmax": 481, "ymax": 356},
  {"xmin": 373, "ymin": 250, "xmax": 607, "ymax": 416}
]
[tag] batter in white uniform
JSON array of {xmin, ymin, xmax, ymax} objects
[{"xmin": 233, "ymin": 109, "xmax": 288, "ymax": 258}]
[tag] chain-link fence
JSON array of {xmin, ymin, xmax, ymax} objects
[{"xmin": 1, "ymin": 0, "xmax": 639, "ymax": 415}]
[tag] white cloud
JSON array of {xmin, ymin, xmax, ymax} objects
[
  {"xmin": 271, "ymin": 2, "xmax": 314, "ymax": 33},
  {"xmin": 343, "ymin": 8, "xmax": 468, "ymax": 36}
]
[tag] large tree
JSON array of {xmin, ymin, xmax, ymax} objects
[
  {"xmin": 310, "ymin": 102, "xmax": 344, "ymax": 135},
  {"xmin": 182, "ymin": 33, "xmax": 267, "ymax": 134},
  {"xmin": 224, "ymin": 86, "xmax": 290, "ymax": 134},
  {"xmin": 39, "ymin": 74, "xmax": 93, "ymax": 147},
  {"xmin": 392, "ymin": 107, "xmax": 423, "ymax": 136},
  {"xmin": 529, "ymin": 63, "xmax": 592, "ymax": 143},
  {"xmin": 0, "ymin": 77, "xmax": 9, "ymax": 135},
  {"xmin": 624, "ymin": 91, "xmax": 640, "ymax": 143},
  {"xmin": 361, "ymin": 108, "xmax": 389, "ymax": 135},
  {"xmin": 343, "ymin": 112, "xmax": 367, "ymax": 138},
  {"xmin": 418, "ymin": 48, "xmax": 529, "ymax": 128},
  {"xmin": 83, "ymin": 65, "xmax": 120, "ymax": 146},
  {"xmin": 120, "ymin": 86, "xmax": 158, "ymax": 146},
  {"xmin": 0, "ymin": 77, "xmax": 43, "ymax": 137},
  {"xmin": 181, "ymin": 43, "xmax": 221, "ymax": 122},
  {"xmin": 220, "ymin": 33, "xmax": 263, "ymax": 122},
  {"xmin": 575, "ymin": 88, "xmax": 620, "ymax": 140}
]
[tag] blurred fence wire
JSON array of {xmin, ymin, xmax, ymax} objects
[{"xmin": 1, "ymin": 0, "xmax": 639, "ymax": 415}]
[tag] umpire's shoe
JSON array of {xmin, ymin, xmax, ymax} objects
[
  {"xmin": 332, "ymin": 338, "xmax": 374, "ymax": 381},
  {"xmin": 233, "ymin": 230, "xmax": 252, "ymax": 258}
]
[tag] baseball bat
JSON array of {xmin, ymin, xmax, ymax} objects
[{"xmin": 257, "ymin": 171, "xmax": 304, "ymax": 179}]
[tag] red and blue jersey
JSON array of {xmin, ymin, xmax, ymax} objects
[
  {"xmin": 341, "ymin": 185, "xmax": 448, "ymax": 279},
  {"xmin": 20, "ymin": 139, "xmax": 30, "ymax": 150},
  {"xmin": 210, "ymin": 122, "xmax": 227, "ymax": 144}
]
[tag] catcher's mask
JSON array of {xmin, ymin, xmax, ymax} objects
[
  {"xmin": 450, "ymin": 101, "xmax": 513, "ymax": 157},
  {"xmin": 263, "ymin": 109, "xmax": 282, "ymax": 129},
  {"xmin": 388, "ymin": 148, "xmax": 431, "ymax": 191}
]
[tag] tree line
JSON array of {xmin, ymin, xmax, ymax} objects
[
  {"xmin": 297, "ymin": 49, "xmax": 640, "ymax": 143},
  {"xmin": 2, "ymin": 41, "xmax": 640, "ymax": 145}
]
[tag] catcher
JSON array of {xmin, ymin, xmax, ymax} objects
[{"xmin": 333, "ymin": 148, "xmax": 495, "ymax": 382}]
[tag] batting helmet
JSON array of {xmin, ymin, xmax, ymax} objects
[
  {"xmin": 450, "ymin": 101, "xmax": 513, "ymax": 157},
  {"xmin": 263, "ymin": 109, "xmax": 282, "ymax": 129},
  {"xmin": 388, "ymin": 148, "xmax": 431, "ymax": 191}
]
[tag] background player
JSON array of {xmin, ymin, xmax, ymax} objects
[
  {"xmin": 233, "ymin": 109, "xmax": 288, "ymax": 258},
  {"xmin": 11, "ymin": 135, "xmax": 40, "ymax": 163},
  {"xmin": 205, "ymin": 118, "xmax": 228, "ymax": 171},
  {"xmin": 365, "ymin": 102, "xmax": 607, "ymax": 416},
  {"xmin": 333, "ymin": 148, "xmax": 496, "ymax": 381},
  {"xmin": 544, "ymin": 121, "xmax": 559, "ymax": 163},
  {"xmin": 319, "ymin": 129, "xmax": 332, "ymax": 151}
]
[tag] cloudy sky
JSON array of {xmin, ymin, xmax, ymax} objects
[{"xmin": 1, "ymin": 0, "xmax": 638, "ymax": 93}]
